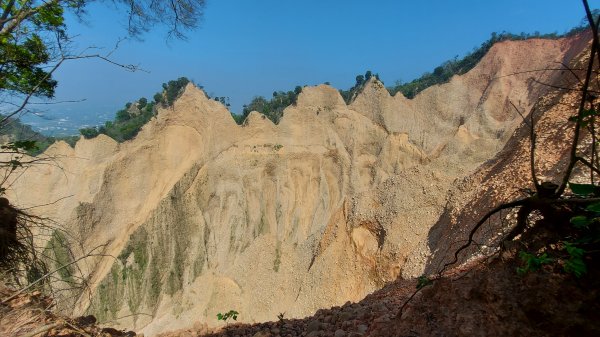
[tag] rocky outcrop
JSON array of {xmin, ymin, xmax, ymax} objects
[
  {"xmin": 5, "ymin": 33, "xmax": 590, "ymax": 336},
  {"xmin": 425, "ymin": 32, "xmax": 594, "ymax": 275}
]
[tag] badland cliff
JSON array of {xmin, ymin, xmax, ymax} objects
[{"xmin": 5, "ymin": 33, "xmax": 591, "ymax": 336}]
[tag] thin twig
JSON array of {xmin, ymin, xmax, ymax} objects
[
  {"xmin": 556, "ymin": 11, "xmax": 600, "ymax": 197},
  {"xmin": 1, "ymin": 244, "xmax": 107, "ymax": 304},
  {"xmin": 64, "ymin": 320, "xmax": 92, "ymax": 337},
  {"xmin": 510, "ymin": 101, "xmax": 540, "ymax": 191},
  {"xmin": 439, "ymin": 199, "xmax": 527, "ymax": 274},
  {"xmin": 17, "ymin": 322, "xmax": 62, "ymax": 337}
]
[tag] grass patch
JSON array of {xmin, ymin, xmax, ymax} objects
[
  {"xmin": 45, "ymin": 231, "xmax": 75, "ymax": 283},
  {"xmin": 273, "ymin": 242, "xmax": 281, "ymax": 272}
]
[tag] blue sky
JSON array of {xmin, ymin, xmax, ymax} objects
[{"xmin": 23, "ymin": 0, "xmax": 598, "ymax": 134}]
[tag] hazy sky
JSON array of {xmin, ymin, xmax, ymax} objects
[{"xmin": 25, "ymin": 0, "xmax": 598, "ymax": 132}]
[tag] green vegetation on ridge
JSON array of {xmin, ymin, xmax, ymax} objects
[
  {"xmin": 6, "ymin": 26, "xmax": 596, "ymax": 149},
  {"xmin": 237, "ymin": 26, "xmax": 594, "ymax": 125},
  {"xmin": 79, "ymin": 77, "xmax": 191, "ymax": 142},
  {"xmin": 339, "ymin": 70, "xmax": 381, "ymax": 104},
  {"xmin": 236, "ymin": 85, "xmax": 303, "ymax": 124},
  {"xmin": 388, "ymin": 21, "xmax": 596, "ymax": 99}
]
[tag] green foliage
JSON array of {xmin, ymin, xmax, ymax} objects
[
  {"xmin": 154, "ymin": 93, "xmax": 164, "ymax": 104},
  {"xmin": 80, "ymin": 77, "xmax": 190, "ymax": 142},
  {"xmin": 517, "ymin": 195, "xmax": 599, "ymax": 278},
  {"xmin": 98, "ymin": 103, "xmax": 155, "ymax": 142},
  {"xmin": 94, "ymin": 263, "xmax": 125, "ymax": 322},
  {"xmin": 239, "ymin": 86, "xmax": 303, "ymax": 124},
  {"xmin": 567, "ymin": 185, "xmax": 600, "ymax": 232},
  {"xmin": 0, "ymin": 0, "xmax": 69, "ymax": 99},
  {"xmin": 586, "ymin": 202, "xmax": 600, "ymax": 212},
  {"xmin": 559, "ymin": 191, "xmax": 600, "ymax": 277},
  {"xmin": 116, "ymin": 109, "xmax": 131, "ymax": 123},
  {"xmin": 517, "ymin": 251, "xmax": 553, "ymax": 275},
  {"xmin": 91, "ymin": 226, "xmax": 155, "ymax": 321},
  {"xmin": 162, "ymin": 77, "xmax": 191, "ymax": 107},
  {"xmin": 230, "ymin": 112, "xmax": 245, "ymax": 124},
  {"xmin": 45, "ymin": 231, "xmax": 75, "ymax": 283},
  {"xmin": 339, "ymin": 70, "xmax": 380, "ymax": 104},
  {"xmin": 355, "ymin": 75, "xmax": 365, "ymax": 86},
  {"xmin": 569, "ymin": 182, "xmax": 600, "ymax": 196},
  {"xmin": 569, "ymin": 201, "xmax": 600, "ymax": 229},
  {"xmin": 387, "ymin": 31, "xmax": 572, "ymax": 99},
  {"xmin": 570, "ymin": 215, "xmax": 593, "ymax": 229},
  {"xmin": 1, "ymin": 140, "xmax": 38, "ymax": 155},
  {"xmin": 416, "ymin": 275, "xmax": 432, "ymax": 290},
  {"xmin": 213, "ymin": 96, "xmax": 231, "ymax": 108},
  {"xmin": 568, "ymin": 108, "xmax": 600, "ymax": 127},
  {"xmin": 565, "ymin": 9, "xmax": 600, "ymax": 36},
  {"xmin": 0, "ymin": 0, "xmax": 204, "ymax": 151},
  {"xmin": 147, "ymin": 262, "xmax": 162, "ymax": 308},
  {"xmin": 80, "ymin": 127, "xmax": 100, "ymax": 139},
  {"xmin": 217, "ymin": 310, "xmax": 239, "ymax": 323},
  {"xmin": 138, "ymin": 97, "xmax": 148, "ymax": 108},
  {"xmin": 117, "ymin": 229, "xmax": 149, "ymax": 270},
  {"xmin": 562, "ymin": 242, "xmax": 587, "ymax": 278}
]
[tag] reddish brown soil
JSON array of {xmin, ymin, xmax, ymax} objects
[{"xmin": 156, "ymin": 221, "xmax": 600, "ymax": 337}]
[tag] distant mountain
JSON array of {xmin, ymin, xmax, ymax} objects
[{"xmin": 0, "ymin": 116, "xmax": 77, "ymax": 155}]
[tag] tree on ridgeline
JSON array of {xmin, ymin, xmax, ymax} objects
[{"xmin": 236, "ymin": 86, "xmax": 304, "ymax": 125}]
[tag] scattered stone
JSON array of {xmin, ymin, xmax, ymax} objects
[
  {"xmin": 339, "ymin": 312, "xmax": 353, "ymax": 322},
  {"xmin": 334, "ymin": 329, "xmax": 346, "ymax": 337},
  {"xmin": 253, "ymin": 331, "xmax": 271, "ymax": 337},
  {"xmin": 357, "ymin": 325, "xmax": 368, "ymax": 334},
  {"xmin": 305, "ymin": 320, "xmax": 321, "ymax": 333}
]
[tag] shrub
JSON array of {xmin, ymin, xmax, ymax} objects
[
  {"xmin": 387, "ymin": 31, "xmax": 579, "ymax": 99},
  {"xmin": 217, "ymin": 310, "xmax": 239, "ymax": 323}
]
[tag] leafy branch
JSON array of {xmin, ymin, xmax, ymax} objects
[{"xmin": 217, "ymin": 310, "xmax": 239, "ymax": 324}]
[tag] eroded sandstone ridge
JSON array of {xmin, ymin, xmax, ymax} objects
[{"xmin": 6, "ymin": 34, "xmax": 590, "ymax": 335}]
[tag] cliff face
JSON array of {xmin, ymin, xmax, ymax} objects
[
  {"xmin": 5, "ymin": 34, "xmax": 589, "ymax": 336},
  {"xmin": 425, "ymin": 32, "xmax": 594, "ymax": 275}
]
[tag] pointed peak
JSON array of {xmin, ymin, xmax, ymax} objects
[
  {"xmin": 179, "ymin": 82, "xmax": 210, "ymax": 102},
  {"xmin": 43, "ymin": 140, "xmax": 75, "ymax": 157},
  {"xmin": 244, "ymin": 111, "xmax": 275, "ymax": 127},
  {"xmin": 295, "ymin": 84, "xmax": 346, "ymax": 108},
  {"xmin": 359, "ymin": 77, "xmax": 390, "ymax": 97}
]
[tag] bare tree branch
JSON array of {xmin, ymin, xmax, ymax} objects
[
  {"xmin": 2, "ymin": 243, "xmax": 109, "ymax": 304},
  {"xmin": 556, "ymin": 10, "xmax": 600, "ymax": 197}
]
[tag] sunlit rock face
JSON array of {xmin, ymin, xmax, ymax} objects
[{"xmin": 7, "ymin": 33, "xmax": 589, "ymax": 336}]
